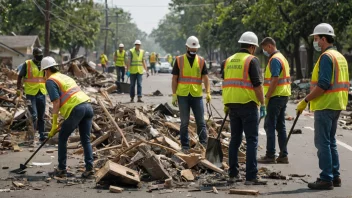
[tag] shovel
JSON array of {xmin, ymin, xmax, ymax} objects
[
  {"xmin": 285, "ymin": 112, "xmax": 301, "ymax": 147},
  {"xmin": 206, "ymin": 112, "xmax": 228, "ymax": 167},
  {"xmin": 10, "ymin": 138, "xmax": 49, "ymax": 174}
]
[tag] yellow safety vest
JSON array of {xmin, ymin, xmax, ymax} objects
[
  {"xmin": 176, "ymin": 54, "xmax": 205, "ymax": 97},
  {"xmin": 263, "ymin": 52, "xmax": 291, "ymax": 97},
  {"xmin": 23, "ymin": 60, "xmax": 47, "ymax": 96},
  {"xmin": 129, "ymin": 48, "xmax": 144, "ymax": 74},
  {"xmin": 310, "ymin": 49, "xmax": 349, "ymax": 111},
  {"xmin": 222, "ymin": 53, "xmax": 259, "ymax": 105},
  {"xmin": 167, "ymin": 55, "xmax": 173, "ymax": 64},
  {"xmin": 115, "ymin": 50, "xmax": 125, "ymax": 67},
  {"xmin": 48, "ymin": 72, "xmax": 90, "ymax": 119},
  {"xmin": 150, "ymin": 53, "xmax": 156, "ymax": 63},
  {"xmin": 100, "ymin": 54, "xmax": 108, "ymax": 65}
]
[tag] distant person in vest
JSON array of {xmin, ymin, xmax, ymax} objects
[
  {"xmin": 41, "ymin": 56, "xmax": 94, "ymax": 179},
  {"xmin": 297, "ymin": 23, "xmax": 349, "ymax": 190},
  {"xmin": 222, "ymin": 32, "xmax": 267, "ymax": 185},
  {"xmin": 100, "ymin": 52, "xmax": 108, "ymax": 73},
  {"xmin": 166, "ymin": 54, "xmax": 173, "ymax": 65},
  {"xmin": 171, "ymin": 36, "xmax": 211, "ymax": 154},
  {"xmin": 126, "ymin": 40, "xmax": 149, "ymax": 103},
  {"xmin": 257, "ymin": 37, "xmax": 291, "ymax": 164},
  {"xmin": 17, "ymin": 48, "xmax": 47, "ymax": 142},
  {"xmin": 149, "ymin": 52, "xmax": 158, "ymax": 75},
  {"xmin": 114, "ymin": 43, "xmax": 127, "ymax": 93}
]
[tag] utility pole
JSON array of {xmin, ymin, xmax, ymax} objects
[
  {"xmin": 44, "ymin": 0, "xmax": 50, "ymax": 56},
  {"xmin": 115, "ymin": 12, "xmax": 118, "ymax": 52},
  {"xmin": 104, "ymin": 0, "xmax": 108, "ymax": 54}
]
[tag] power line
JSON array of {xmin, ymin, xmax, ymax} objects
[{"xmin": 50, "ymin": 0, "xmax": 76, "ymax": 18}]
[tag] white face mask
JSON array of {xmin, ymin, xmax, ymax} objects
[
  {"xmin": 263, "ymin": 49, "xmax": 270, "ymax": 57},
  {"xmin": 313, "ymin": 41, "xmax": 321, "ymax": 51}
]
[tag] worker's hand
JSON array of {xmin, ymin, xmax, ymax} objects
[
  {"xmin": 48, "ymin": 114, "xmax": 59, "ymax": 138},
  {"xmin": 265, "ymin": 97, "xmax": 269, "ymax": 107},
  {"xmin": 206, "ymin": 92, "xmax": 211, "ymax": 103},
  {"xmin": 147, "ymin": 72, "xmax": 150, "ymax": 78},
  {"xmin": 296, "ymin": 99, "xmax": 307, "ymax": 114},
  {"xmin": 126, "ymin": 71, "xmax": 130, "ymax": 77},
  {"xmin": 260, "ymin": 105, "xmax": 266, "ymax": 118},
  {"xmin": 172, "ymin": 94, "xmax": 178, "ymax": 107},
  {"xmin": 224, "ymin": 106, "xmax": 229, "ymax": 114},
  {"xmin": 16, "ymin": 89, "xmax": 22, "ymax": 97}
]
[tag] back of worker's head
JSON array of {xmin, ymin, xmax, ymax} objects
[{"xmin": 238, "ymin": 31, "xmax": 258, "ymax": 55}]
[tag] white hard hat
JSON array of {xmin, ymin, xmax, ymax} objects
[
  {"xmin": 41, "ymin": 56, "xmax": 58, "ymax": 71},
  {"xmin": 238, "ymin": 31, "xmax": 259, "ymax": 47},
  {"xmin": 134, "ymin": 40, "xmax": 142, "ymax": 45},
  {"xmin": 119, "ymin": 43, "xmax": 124, "ymax": 48},
  {"xmin": 310, "ymin": 23, "xmax": 335, "ymax": 37},
  {"xmin": 185, "ymin": 36, "xmax": 200, "ymax": 48}
]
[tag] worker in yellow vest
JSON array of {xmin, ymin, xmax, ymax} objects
[
  {"xmin": 41, "ymin": 56, "xmax": 94, "ymax": 179},
  {"xmin": 167, "ymin": 54, "xmax": 173, "ymax": 65},
  {"xmin": 100, "ymin": 52, "xmax": 108, "ymax": 73},
  {"xmin": 149, "ymin": 52, "xmax": 157, "ymax": 75},
  {"xmin": 127, "ymin": 40, "xmax": 149, "ymax": 103},
  {"xmin": 16, "ymin": 48, "xmax": 47, "ymax": 142},
  {"xmin": 257, "ymin": 37, "xmax": 291, "ymax": 164},
  {"xmin": 114, "ymin": 43, "xmax": 127, "ymax": 92},
  {"xmin": 297, "ymin": 23, "xmax": 349, "ymax": 190},
  {"xmin": 171, "ymin": 36, "xmax": 211, "ymax": 153},
  {"xmin": 222, "ymin": 31, "xmax": 266, "ymax": 185}
]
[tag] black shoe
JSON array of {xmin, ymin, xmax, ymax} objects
[
  {"xmin": 333, "ymin": 177, "xmax": 341, "ymax": 187},
  {"xmin": 53, "ymin": 169, "xmax": 67, "ymax": 178},
  {"xmin": 228, "ymin": 174, "xmax": 242, "ymax": 183},
  {"xmin": 257, "ymin": 155, "xmax": 276, "ymax": 164},
  {"xmin": 82, "ymin": 170, "xmax": 95, "ymax": 179},
  {"xmin": 308, "ymin": 178, "xmax": 333, "ymax": 190},
  {"xmin": 130, "ymin": 97, "xmax": 134, "ymax": 103},
  {"xmin": 245, "ymin": 178, "xmax": 267, "ymax": 185},
  {"xmin": 137, "ymin": 97, "xmax": 144, "ymax": 103}
]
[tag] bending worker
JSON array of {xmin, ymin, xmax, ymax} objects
[
  {"xmin": 171, "ymin": 36, "xmax": 211, "ymax": 153},
  {"xmin": 41, "ymin": 56, "xmax": 94, "ymax": 179}
]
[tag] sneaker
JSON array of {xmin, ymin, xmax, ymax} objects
[
  {"xmin": 54, "ymin": 169, "xmax": 67, "ymax": 178},
  {"xmin": 137, "ymin": 97, "xmax": 144, "ymax": 103},
  {"xmin": 228, "ymin": 174, "xmax": 242, "ymax": 183},
  {"xmin": 308, "ymin": 178, "xmax": 333, "ymax": 190},
  {"xmin": 333, "ymin": 177, "xmax": 341, "ymax": 187},
  {"xmin": 276, "ymin": 156, "xmax": 289, "ymax": 164},
  {"xmin": 82, "ymin": 170, "xmax": 95, "ymax": 179},
  {"xmin": 245, "ymin": 178, "xmax": 268, "ymax": 185},
  {"xmin": 130, "ymin": 97, "xmax": 134, "ymax": 103},
  {"xmin": 181, "ymin": 148, "xmax": 190, "ymax": 154},
  {"xmin": 257, "ymin": 155, "xmax": 276, "ymax": 164}
]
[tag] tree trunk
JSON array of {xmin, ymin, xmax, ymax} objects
[
  {"xmin": 294, "ymin": 41, "xmax": 303, "ymax": 79},
  {"xmin": 306, "ymin": 45, "xmax": 314, "ymax": 77}
]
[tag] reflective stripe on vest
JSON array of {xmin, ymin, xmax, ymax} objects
[
  {"xmin": 263, "ymin": 55, "xmax": 290, "ymax": 86},
  {"xmin": 23, "ymin": 61, "xmax": 46, "ymax": 83},
  {"xmin": 177, "ymin": 55, "xmax": 204, "ymax": 85},
  {"xmin": 115, "ymin": 50, "xmax": 125, "ymax": 66},
  {"xmin": 49, "ymin": 78, "xmax": 82, "ymax": 107},
  {"xmin": 222, "ymin": 56, "xmax": 254, "ymax": 90}
]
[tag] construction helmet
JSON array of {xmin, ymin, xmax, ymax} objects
[
  {"xmin": 134, "ymin": 40, "xmax": 142, "ymax": 45},
  {"xmin": 238, "ymin": 31, "xmax": 259, "ymax": 47},
  {"xmin": 310, "ymin": 23, "xmax": 335, "ymax": 37},
  {"xmin": 41, "ymin": 56, "xmax": 58, "ymax": 71},
  {"xmin": 119, "ymin": 43, "xmax": 124, "ymax": 48},
  {"xmin": 185, "ymin": 36, "xmax": 200, "ymax": 48}
]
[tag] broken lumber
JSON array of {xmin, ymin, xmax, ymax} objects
[
  {"xmin": 134, "ymin": 108, "xmax": 150, "ymax": 126},
  {"xmin": 12, "ymin": 144, "xmax": 21, "ymax": 152},
  {"xmin": 142, "ymin": 154, "xmax": 170, "ymax": 180},
  {"xmin": 73, "ymin": 131, "xmax": 110, "ymax": 154},
  {"xmin": 175, "ymin": 153, "xmax": 201, "ymax": 168},
  {"xmin": 97, "ymin": 98, "xmax": 129, "ymax": 147},
  {"xmin": 199, "ymin": 159, "xmax": 224, "ymax": 174},
  {"xmin": 181, "ymin": 169, "xmax": 194, "ymax": 181},
  {"xmin": 96, "ymin": 160, "xmax": 140, "ymax": 185},
  {"xmin": 229, "ymin": 189, "xmax": 259, "ymax": 195},
  {"xmin": 109, "ymin": 185, "xmax": 124, "ymax": 193}
]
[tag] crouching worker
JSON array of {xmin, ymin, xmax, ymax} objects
[{"xmin": 41, "ymin": 56, "xmax": 94, "ymax": 178}]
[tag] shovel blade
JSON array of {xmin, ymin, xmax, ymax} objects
[
  {"xmin": 206, "ymin": 137, "xmax": 223, "ymax": 167},
  {"xmin": 10, "ymin": 164, "xmax": 27, "ymax": 174}
]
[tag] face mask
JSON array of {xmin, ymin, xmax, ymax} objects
[
  {"xmin": 263, "ymin": 49, "xmax": 270, "ymax": 57},
  {"xmin": 187, "ymin": 50, "xmax": 197, "ymax": 57},
  {"xmin": 313, "ymin": 41, "xmax": 321, "ymax": 52}
]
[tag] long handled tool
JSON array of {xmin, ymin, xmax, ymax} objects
[
  {"xmin": 10, "ymin": 138, "xmax": 49, "ymax": 174},
  {"xmin": 8, "ymin": 94, "xmax": 21, "ymax": 129},
  {"xmin": 285, "ymin": 112, "xmax": 301, "ymax": 146},
  {"xmin": 206, "ymin": 112, "xmax": 228, "ymax": 167}
]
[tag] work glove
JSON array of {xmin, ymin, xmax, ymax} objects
[
  {"xmin": 265, "ymin": 97, "xmax": 269, "ymax": 107},
  {"xmin": 16, "ymin": 89, "xmax": 22, "ymax": 97},
  {"xmin": 296, "ymin": 99, "xmax": 308, "ymax": 114},
  {"xmin": 224, "ymin": 106, "xmax": 229, "ymax": 114},
  {"xmin": 172, "ymin": 94, "xmax": 178, "ymax": 107},
  {"xmin": 126, "ymin": 71, "xmax": 130, "ymax": 77},
  {"xmin": 260, "ymin": 105, "xmax": 266, "ymax": 118},
  {"xmin": 206, "ymin": 92, "xmax": 211, "ymax": 103},
  {"xmin": 48, "ymin": 114, "xmax": 59, "ymax": 138}
]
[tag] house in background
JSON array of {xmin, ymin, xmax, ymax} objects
[{"xmin": 0, "ymin": 35, "xmax": 41, "ymax": 69}]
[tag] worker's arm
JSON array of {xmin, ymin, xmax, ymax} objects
[
  {"xmin": 254, "ymin": 85, "xmax": 265, "ymax": 105},
  {"xmin": 202, "ymin": 75, "xmax": 210, "ymax": 93},
  {"xmin": 249, "ymin": 57, "xmax": 264, "ymax": 105},
  {"xmin": 17, "ymin": 62, "xmax": 27, "ymax": 92},
  {"xmin": 142, "ymin": 60, "xmax": 148, "ymax": 72},
  {"xmin": 172, "ymin": 75, "xmax": 178, "ymax": 94},
  {"xmin": 17, "ymin": 76, "xmax": 23, "ymax": 91},
  {"xmin": 265, "ymin": 77, "xmax": 279, "ymax": 98},
  {"xmin": 127, "ymin": 52, "xmax": 131, "ymax": 71},
  {"xmin": 52, "ymin": 99, "xmax": 60, "ymax": 115},
  {"xmin": 114, "ymin": 52, "xmax": 117, "ymax": 62}
]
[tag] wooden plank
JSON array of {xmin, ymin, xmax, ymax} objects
[
  {"xmin": 12, "ymin": 144, "xmax": 21, "ymax": 152},
  {"xmin": 142, "ymin": 154, "xmax": 170, "ymax": 180},
  {"xmin": 109, "ymin": 185, "xmax": 124, "ymax": 193},
  {"xmin": 135, "ymin": 108, "xmax": 150, "ymax": 126},
  {"xmin": 199, "ymin": 159, "xmax": 224, "ymax": 174},
  {"xmin": 181, "ymin": 169, "xmax": 194, "ymax": 181},
  {"xmin": 165, "ymin": 122, "xmax": 180, "ymax": 132},
  {"xmin": 229, "ymin": 189, "xmax": 259, "ymax": 195},
  {"xmin": 95, "ymin": 160, "xmax": 140, "ymax": 185},
  {"xmin": 92, "ymin": 121, "xmax": 101, "ymax": 132},
  {"xmin": 162, "ymin": 136, "xmax": 181, "ymax": 151},
  {"xmin": 73, "ymin": 132, "xmax": 110, "ymax": 154},
  {"xmin": 175, "ymin": 153, "xmax": 201, "ymax": 168}
]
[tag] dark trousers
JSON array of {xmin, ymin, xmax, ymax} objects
[
  {"xmin": 130, "ymin": 74, "xmax": 143, "ymax": 98},
  {"xmin": 116, "ymin": 66, "xmax": 125, "ymax": 82},
  {"xmin": 26, "ymin": 92, "xmax": 46, "ymax": 140}
]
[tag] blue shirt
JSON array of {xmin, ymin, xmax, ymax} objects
[
  {"xmin": 317, "ymin": 46, "xmax": 334, "ymax": 90},
  {"xmin": 269, "ymin": 51, "xmax": 282, "ymax": 77},
  {"xmin": 45, "ymin": 79, "xmax": 61, "ymax": 102}
]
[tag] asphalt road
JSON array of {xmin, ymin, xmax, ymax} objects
[{"xmin": 1, "ymin": 73, "xmax": 352, "ymax": 198}]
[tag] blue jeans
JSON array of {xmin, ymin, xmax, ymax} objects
[
  {"xmin": 26, "ymin": 92, "xmax": 46, "ymax": 140},
  {"xmin": 130, "ymin": 74, "xmax": 142, "ymax": 98},
  {"xmin": 58, "ymin": 102, "xmax": 94, "ymax": 171},
  {"xmin": 264, "ymin": 96, "xmax": 288, "ymax": 157},
  {"xmin": 228, "ymin": 105, "xmax": 258, "ymax": 181},
  {"xmin": 178, "ymin": 95, "xmax": 207, "ymax": 149},
  {"xmin": 116, "ymin": 66, "xmax": 125, "ymax": 82},
  {"xmin": 314, "ymin": 110, "xmax": 341, "ymax": 182}
]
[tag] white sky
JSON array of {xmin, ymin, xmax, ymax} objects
[{"xmin": 95, "ymin": 0, "xmax": 171, "ymax": 34}]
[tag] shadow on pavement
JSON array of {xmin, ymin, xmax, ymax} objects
[{"xmin": 264, "ymin": 188, "xmax": 318, "ymax": 195}]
